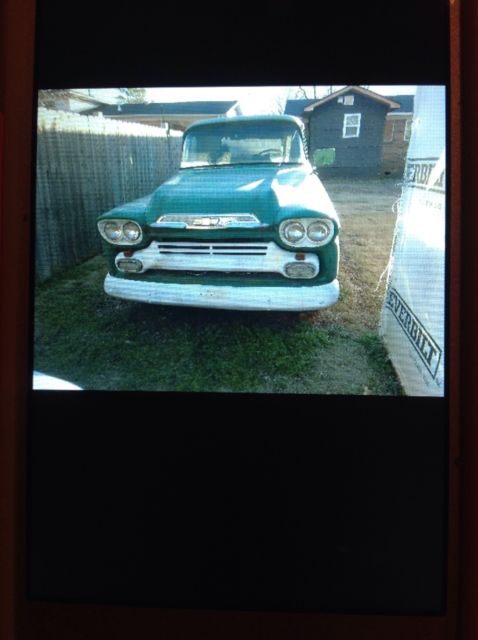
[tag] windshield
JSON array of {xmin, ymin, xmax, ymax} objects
[{"xmin": 181, "ymin": 121, "xmax": 306, "ymax": 168}]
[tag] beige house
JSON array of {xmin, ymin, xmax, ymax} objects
[
  {"xmin": 381, "ymin": 95, "xmax": 414, "ymax": 177},
  {"xmin": 95, "ymin": 101, "xmax": 236, "ymax": 131},
  {"xmin": 37, "ymin": 89, "xmax": 124, "ymax": 113}
]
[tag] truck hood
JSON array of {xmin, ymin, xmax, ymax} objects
[{"xmin": 146, "ymin": 164, "xmax": 337, "ymax": 225}]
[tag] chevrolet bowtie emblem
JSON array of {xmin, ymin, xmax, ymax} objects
[{"xmin": 194, "ymin": 217, "xmax": 221, "ymax": 227}]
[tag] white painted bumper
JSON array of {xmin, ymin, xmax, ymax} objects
[{"xmin": 104, "ymin": 273, "xmax": 339, "ymax": 311}]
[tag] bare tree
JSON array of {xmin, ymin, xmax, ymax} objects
[
  {"xmin": 120, "ymin": 88, "xmax": 148, "ymax": 104},
  {"xmin": 295, "ymin": 85, "xmax": 319, "ymax": 99},
  {"xmin": 297, "ymin": 86, "xmax": 309, "ymax": 99}
]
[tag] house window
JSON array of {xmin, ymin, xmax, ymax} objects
[
  {"xmin": 404, "ymin": 118, "xmax": 412, "ymax": 141},
  {"xmin": 344, "ymin": 95, "xmax": 354, "ymax": 106},
  {"xmin": 343, "ymin": 113, "xmax": 361, "ymax": 138}
]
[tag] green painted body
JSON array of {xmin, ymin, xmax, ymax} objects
[{"xmin": 98, "ymin": 116, "xmax": 340, "ymax": 290}]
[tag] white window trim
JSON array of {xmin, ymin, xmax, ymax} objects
[
  {"xmin": 404, "ymin": 118, "xmax": 412, "ymax": 141},
  {"xmin": 343, "ymin": 113, "xmax": 361, "ymax": 138}
]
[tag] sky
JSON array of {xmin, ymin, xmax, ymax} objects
[{"xmin": 144, "ymin": 85, "xmax": 417, "ymax": 103}]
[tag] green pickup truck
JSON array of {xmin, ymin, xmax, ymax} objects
[{"xmin": 97, "ymin": 115, "xmax": 340, "ymax": 311}]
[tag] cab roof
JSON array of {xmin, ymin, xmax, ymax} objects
[{"xmin": 185, "ymin": 114, "xmax": 304, "ymax": 132}]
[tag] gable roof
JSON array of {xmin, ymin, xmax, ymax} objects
[
  {"xmin": 303, "ymin": 86, "xmax": 401, "ymax": 112},
  {"xmin": 99, "ymin": 101, "xmax": 236, "ymax": 116},
  {"xmin": 284, "ymin": 99, "xmax": 317, "ymax": 116},
  {"xmin": 385, "ymin": 95, "xmax": 414, "ymax": 114}
]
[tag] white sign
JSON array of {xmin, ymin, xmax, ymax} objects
[{"xmin": 380, "ymin": 86, "xmax": 446, "ymax": 396}]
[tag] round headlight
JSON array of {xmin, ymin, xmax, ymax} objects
[
  {"xmin": 123, "ymin": 221, "xmax": 141, "ymax": 242},
  {"xmin": 103, "ymin": 221, "xmax": 122, "ymax": 241},
  {"xmin": 307, "ymin": 220, "xmax": 332, "ymax": 243},
  {"xmin": 283, "ymin": 221, "xmax": 306, "ymax": 244}
]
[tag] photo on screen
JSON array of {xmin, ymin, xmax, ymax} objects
[{"xmin": 32, "ymin": 84, "xmax": 446, "ymax": 396}]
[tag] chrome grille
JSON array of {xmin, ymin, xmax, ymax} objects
[
  {"xmin": 115, "ymin": 241, "xmax": 320, "ymax": 278},
  {"xmin": 157, "ymin": 242, "xmax": 269, "ymax": 256}
]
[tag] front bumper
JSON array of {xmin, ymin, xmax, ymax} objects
[{"xmin": 104, "ymin": 273, "xmax": 339, "ymax": 311}]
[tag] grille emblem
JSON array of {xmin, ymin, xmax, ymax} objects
[
  {"xmin": 194, "ymin": 217, "xmax": 220, "ymax": 227},
  {"xmin": 152, "ymin": 214, "xmax": 268, "ymax": 230}
]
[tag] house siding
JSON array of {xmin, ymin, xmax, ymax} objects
[{"xmin": 306, "ymin": 93, "xmax": 389, "ymax": 177}]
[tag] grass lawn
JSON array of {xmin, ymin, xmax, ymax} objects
[{"xmin": 34, "ymin": 178, "xmax": 403, "ymax": 395}]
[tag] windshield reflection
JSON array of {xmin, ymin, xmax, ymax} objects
[{"xmin": 181, "ymin": 121, "xmax": 306, "ymax": 168}]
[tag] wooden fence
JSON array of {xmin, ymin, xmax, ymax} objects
[{"xmin": 35, "ymin": 108, "xmax": 183, "ymax": 281}]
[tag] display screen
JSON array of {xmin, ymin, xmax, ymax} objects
[
  {"xmin": 27, "ymin": 0, "xmax": 452, "ymax": 620},
  {"xmin": 32, "ymin": 84, "xmax": 446, "ymax": 397}
]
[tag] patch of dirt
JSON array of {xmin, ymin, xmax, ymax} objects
[{"xmin": 311, "ymin": 178, "xmax": 403, "ymax": 329}]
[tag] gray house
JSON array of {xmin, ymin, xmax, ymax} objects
[{"xmin": 300, "ymin": 87, "xmax": 400, "ymax": 177}]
